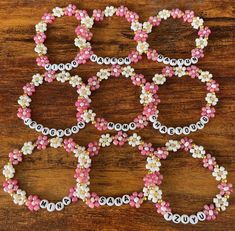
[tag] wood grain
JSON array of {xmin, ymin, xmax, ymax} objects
[{"xmin": 0, "ymin": 0, "xmax": 235, "ymax": 231}]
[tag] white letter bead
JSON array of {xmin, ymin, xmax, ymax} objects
[
  {"xmin": 172, "ymin": 214, "xmax": 181, "ymax": 224},
  {"xmin": 71, "ymin": 60, "xmax": 79, "ymax": 68},
  {"xmin": 124, "ymin": 57, "xmax": 131, "ymax": 65},
  {"xmin": 122, "ymin": 195, "xmax": 130, "ymax": 204},
  {"xmin": 107, "ymin": 122, "xmax": 115, "ymax": 130},
  {"xmin": 104, "ymin": 57, "xmax": 111, "ymax": 65},
  {"xmin": 24, "ymin": 118, "xmax": 32, "ymax": 125},
  {"xmin": 90, "ymin": 54, "xmax": 98, "ymax": 62},
  {"xmin": 65, "ymin": 63, "xmax": 72, "ymax": 71},
  {"xmin": 97, "ymin": 57, "xmax": 104, "ymax": 65},
  {"xmin": 45, "ymin": 64, "xmax": 51, "ymax": 71},
  {"xmin": 177, "ymin": 59, "xmax": 184, "ymax": 66},
  {"xmin": 181, "ymin": 214, "xmax": 190, "ymax": 224},
  {"xmin": 117, "ymin": 58, "xmax": 124, "ymax": 65},
  {"xmin": 200, "ymin": 116, "xmax": 209, "ymax": 124},
  {"xmin": 62, "ymin": 197, "xmax": 71, "ymax": 206},
  {"xmin": 40, "ymin": 199, "xmax": 49, "ymax": 209},
  {"xmin": 36, "ymin": 124, "xmax": 43, "ymax": 132},
  {"xmin": 167, "ymin": 127, "xmax": 175, "ymax": 135},
  {"xmin": 56, "ymin": 129, "xmax": 64, "ymax": 137},
  {"xmin": 47, "ymin": 202, "xmax": 56, "ymax": 212},
  {"xmin": 106, "ymin": 197, "xmax": 115, "ymax": 206},
  {"xmin": 164, "ymin": 212, "xmax": 173, "ymax": 221},
  {"xmin": 122, "ymin": 124, "xmax": 129, "ymax": 131},
  {"xmin": 64, "ymin": 128, "xmax": 72, "ymax": 136},
  {"xmin": 182, "ymin": 126, "xmax": 190, "ymax": 135},
  {"xmin": 189, "ymin": 124, "xmax": 197, "ymax": 132},
  {"xmin": 111, "ymin": 57, "xmax": 118, "ymax": 65},
  {"xmin": 163, "ymin": 57, "xmax": 170, "ymax": 65},
  {"xmin": 72, "ymin": 126, "xmax": 79, "ymax": 134},
  {"xmin": 77, "ymin": 122, "xmax": 85, "ymax": 129},
  {"xmin": 58, "ymin": 63, "xmax": 65, "ymax": 71},
  {"xmin": 55, "ymin": 201, "xmax": 64, "ymax": 211},
  {"xmin": 129, "ymin": 122, "xmax": 136, "ymax": 130},
  {"xmin": 189, "ymin": 215, "xmax": 198, "ymax": 224},
  {"xmin": 159, "ymin": 125, "xmax": 167, "ymax": 134},
  {"xmin": 114, "ymin": 197, "xmax": 123, "ymax": 206},
  {"xmin": 196, "ymin": 121, "xmax": 204, "ymax": 130},
  {"xmin": 99, "ymin": 196, "xmax": 107, "ymax": 206},
  {"xmin": 184, "ymin": 59, "xmax": 191, "ymax": 66},
  {"xmin": 175, "ymin": 127, "xmax": 183, "ymax": 135},
  {"xmin": 157, "ymin": 54, "xmax": 164, "ymax": 62},
  {"xmin": 153, "ymin": 121, "xmax": 161, "ymax": 130},
  {"xmin": 170, "ymin": 59, "xmax": 177, "ymax": 66},
  {"xmin": 29, "ymin": 121, "xmax": 37, "ymax": 129},
  {"xmin": 49, "ymin": 128, "xmax": 56, "ymax": 136},
  {"xmin": 114, "ymin": 123, "xmax": 122, "ymax": 131},
  {"xmin": 51, "ymin": 64, "xmax": 58, "ymax": 71},
  {"xmin": 42, "ymin": 127, "xmax": 50, "ymax": 135},
  {"xmin": 191, "ymin": 57, "xmax": 198, "ymax": 64},
  {"xmin": 197, "ymin": 211, "xmax": 206, "ymax": 221},
  {"xmin": 149, "ymin": 115, "xmax": 157, "ymax": 123}
]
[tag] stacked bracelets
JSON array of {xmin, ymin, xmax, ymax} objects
[{"xmin": 3, "ymin": 4, "xmax": 232, "ymax": 226}]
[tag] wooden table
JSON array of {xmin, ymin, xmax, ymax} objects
[{"xmin": 0, "ymin": 0, "xmax": 234, "ymax": 230}]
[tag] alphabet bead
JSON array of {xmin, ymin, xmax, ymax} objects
[
  {"xmin": 189, "ymin": 124, "xmax": 197, "ymax": 132},
  {"xmin": 117, "ymin": 58, "xmax": 124, "ymax": 65},
  {"xmin": 172, "ymin": 214, "xmax": 181, "ymax": 224},
  {"xmin": 99, "ymin": 196, "xmax": 107, "ymax": 206},
  {"xmin": 164, "ymin": 212, "xmax": 173, "ymax": 221},
  {"xmin": 97, "ymin": 57, "xmax": 104, "ymax": 65},
  {"xmin": 114, "ymin": 123, "xmax": 122, "ymax": 131},
  {"xmin": 124, "ymin": 57, "xmax": 131, "ymax": 65},
  {"xmin": 40, "ymin": 199, "xmax": 49, "ymax": 209},
  {"xmin": 36, "ymin": 124, "xmax": 43, "ymax": 132},
  {"xmin": 122, "ymin": 195, "xmax": 130, "ymax": 204},
  {"xmin": 122, "ymin": 124, "xmax": 129, "ymax": 131},
  {"xmin": 159, "ymin": 125, "xmax": 167, "ymax": 134},
  {"xmin": 149, "ymin": 115, "xmax": 157, "ymax": 123},
  {"xmin": 153, "ymin": 121, "xmax": 161, "ymax": 130},
  {"xmin": 189, "ymin": 215, "xmax": 198, "ymax": 224},
  {"xmin": 71, "ymin": 126, "xmax": 79, "ymax": 134},
  {"xmin": 78, "ymin": 122, "xmax": 85, "ymax": 129},
  {"xmin": 181, "ymin": 214, "xmax": 190, "ymax": 224},
  {"xmin": 71, "ymin": 60, "xmax": 79, "ymax": 68},
  {"xmin": 62, "ymin": 197, "xmax": 71, "ymax": 206},
  {"xmin": 182, "ymin": 126, "xmax": 190, "ymax": 135},
  {"xmin": 114, "ymin": 197, "xmax": 123, "ymax": 206},
  {"xmin": 56, "ymin": 201, "xmax": 64, "ymax": 211},
  {"xmin": 167, "ymin": 127, "xmax": 175, "ymax": 135},
  {"xmin": 49, "ymin": 128, "xmax": 57, "ymax": 137},
  {"xmin": 106, "ymin": 197, "xmax": 115, "ymax": 206},
  {"xmin": 107, "ymin": 122, "xmax": 115, "ymax": 130},
  {"xmin": 42, "ymin": 127, "xmax": 50, "ymax": 135},
  {"xmin": 90, "ymin": 54, "xmax": 98, "ymax": 62},
  {"xmin": 175, "ymin": 127, "xmax": 183, "ymax": 135},
  {"xmin": 157, "ymin": 54, "xmax": 164, "ymax": 62},
  {"xmin": 64, "ymin": 128, "xmax": 72, "ymax": 136},
  {"xmin": 111, "ymin": 57, "xmax": 118, "ymax": 65},
  {"xmin": 56, "ymin": 129, "xmax": 64, "ymax": 137},
  {"xmin": 104, "ymin": 57, "xmax": 111, "ymax": 65},
  {"xmin": 47, "ymin": 202, "xmax": 56, "ymax": 212},
  {"xmin": 129, "ymin": 122, "xmax": 136, "ymax": 130},
  {"xmin": 200, "ymin": 116, "xmax": 209, "ymax": 124},
  {"xmin": 197, "ymin": 211, "xmax": 206, "ymax": 221},
  {"xmin": 58, "ymin": 63, "xmax": 65, "ymax": 71}
]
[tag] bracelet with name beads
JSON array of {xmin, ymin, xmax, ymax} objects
[
  {"xmin": 130, "ymin": 9, "xmax": 211, "ymax": 66},
  {"xmin": 2, "ymin": 136, "xmax": 85, "ymax": 212},
  {"xmin": 153, "ymin": 138, "xmax": 232, "ymax": 225},
  {"xmin": 17, "ymin": 71, "xmax": 87, "ymax": 137},
  {"xmin": 149, "ymin": 66, "xmax": 219, "ymax": 135},
  {"xmin": 34, "ymin": 4, "xmax": 93, "ymax": 72},
  {"xmin": 75, "ymin": 65, "xmax": 159, "ymax": 132}
]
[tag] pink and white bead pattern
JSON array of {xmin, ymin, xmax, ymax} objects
[
  {"xmin": 34, "ymin": 4, "xmax": 93, "ymax": 71},
  {"xmin": 154, "ymin": 138, "xmax": 232, "ymax": 225},
  {"xmin": 76, "ymin": 65, "xmax": 159, "ymax": 131},
  {"xmin": 2, "ymin": 136, "xmax": 81, "ymax": 212},
  {"xmin": 130, "ymin": 9, "xmax": 211, "ymax": 66},
  {"xmin": 149, "ymin": 66, "xmax": 219, "ymax": 135},
  {"xmin": 17, "ymin": 72, "xmax": 87, "ymax": 137}
]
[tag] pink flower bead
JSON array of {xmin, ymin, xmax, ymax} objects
[
  {"xmin": 152, "ymin": 94, "xmax": 161, "ymax": 104},
  {"xmin": 76, "ymin": 47, "xmax": 93, "ymax": 64},
  {"xmin": 88, "ymin": 76, "xmax": 100, "ymax": 91},
  {"xmin": 113, "ymin": 131, "xmax": 128, "ymax": 146},
  {"xmin": 87, "ymin": 142, "xmax": 100, "ymax": 157},
  {"xmin": 26, "ymin": 195, "xmax": 41, "ymax": 212},
  {"xmin": 207, "ymin": 80, "xmax": 219, "ymax": 92},
  {"xmin": 203, "ymin": 154, "xmax": 216, "ymax": 171},
  {"xmin": 76, "ymin": 98, "xmax": 90, "ymax": 114},
  {"xmin": 180, "ymin": 137, "xmax": 193, "ymax": 151},
  {"xmin": 110, "ymin": 65, "xmax": 122, "ymax": 77},
  {"xmin": 128, "ymin": 51, "xmax": 142, "ymax": 63},
  {"xmin": 129, "ymin": 192, "xmax": 144, "ymax": 208},
  {"xmin": 86, "ymin": 192, "xmax": 100, "ymax": 208},
  {"xmin": 42, "ymin": 13, "xmax": 55, "ymax": 24},
  {"xmin": 44, "ymin": 70, "xmax": 56, "ymax": 82},
  {"xmin": 125, "ymin": 11, "xmax": 139, "ymax": 23},
  {"xmin": 147, "ymin": 49, "xmax": 158, "ymax": 61},
  {"xmin": 75, "ymin": 10, "xmax": 88, "ymax": 21},
  {"xmin": 134, "ymin": 30, "xmax": 148, "ymax": 42},
  {"xmin": 17, "ymin": 107, "xmax": 31, "ymax": 120},
  {"xmin": 154, "ymin": 147, "xmax": 169, "ymax": 159},
  {"xmin": 171, "ymin": 9, "xmax": 184, "ymax": 19},
  {"xmin": 64, "ymin": 138, "xmax": 76, "ymax": 153},
  {"xmin": 143, "ymin": 172, "xmax": 163, "ymax": 187},
  {"xmin": 162, "ymin": 66, "xmax": 174, "ymax": 77},
  {"xmin": 34, "ymin": 32, "xmax": 46, "ymax": 44},
  {"xmin": 144, "ymin": 82, "xmax": 158, "ymax": 94},
  {"xmin": 116, "ymin": 6, "xmax": 129, "ymax": 17},
  {"xmin": 23, "ymin": 83, "xmax": 35, "ymax": 96},
  {"xmin": 64, "ymin": 4, "xmax": 77, "ymax": 16},
  {"xmin": 198, "ymin": 26, "xmax": 211, "ymax": 38},
  {"xmin": 76, "ymin": 111, "xmax": 84, "ymax": 122},
  {"xmin": 131, "ymin": 74, "xmax": 146, "ymax": 86},
  {"xmin": 92, "ymin": 9, "xmax": 104, "ymax": 21},
  {"xmin": 191, "ymin": 48, "xmax": 204, "ymax": 58},
  {"xmin": 134, "ymin": 115, "xmax": 148, "ymax": 129},
  {"xmin": 74, "ymin": 167, "xmax": 90, "ymax": 183},
  {"xmin": 187, "ymin": 65, "xmax": 199, "ymax": 78},
  {"xmin": 201, "ymin": 106, "xmax": 216, "ymax": 118},
  {"xmin": 183, "ymin": 10, "xmax": 194, "ymax": 23},
  {"xmin": 148, "ymin": 16, "xmax": 161, "ymax": 26},
  {"xmin": 143, "ymin": 103, "xmax": 157, "ymax": 117},
  {"xmin": 156, "ymin": 201, "xmax": 171, "ymax": 215},
  {"xmin": 9, "ymin": 149, "xmax": 22, "ymax": 165},
  {"xmin": 75, "ymin": 25, "xmax": 93, "ymax": 41},
  {"xmin": 218, "ymin": 182, "xmax": 233, "ymax": 196},
  {"xmin": 68, "ymin": 186, "xmax": 78, "ymax": 202},
  {"xmin": 3, "ymin": 179, "xmax": 19, "ymax": 193},
  {"xmin": 36, "ymin": 56, "xmax": 49, "ymax": 67},
  {"xmin": 36, "ymin": 136, "xmax": 48, "ymax": 150},
  {"xmin": 138, "ymin": 143, "xmax": 154, "ymax": 156},
  {"xmin": 95, "ymin": 118, "xmax": 108, "ymax": 131},
  {"xmin": 203, "ymin": 204, "xmax": 218, "ymax": 221}
]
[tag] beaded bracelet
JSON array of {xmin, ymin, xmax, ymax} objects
[
  {"xmin": 131, "ymin": 9, "xmax": 211, "ymax": 66},
  {"xmin": 34, "ymin": 4, "xmax": 93, "ymax": 71},
  {"xmin": 68, "ymin": 132, "xmax": 163, "ymax": 208},
  {"xmin": 76, "ymin": 65, "xmax": 159, "ymax": 131},
  {"xmin": 2, "ymin": 136, "xmax": 82, "ymax": 212},
  {"xmin": 151, "ymin": 138, "xmax": 232, "ymax": 225},
  {"xmin": 149, "ymin": 66, "xmax": 219, "ymax": 135},
  {"xmin": 17, "ymin": 71, "xmax": 87, "ymax": 137}
]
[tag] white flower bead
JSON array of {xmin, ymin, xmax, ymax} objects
[
  {"xmin": 175, "ymin": 66, "xmax": 186, "ymax": 77},
  {"xmin": 97, "ymin": 69, "xmax": 110, "ymax": 80},
  {"xmin": 56, "ymin": 71, "xmax": 70, "ymax": 83},
  {"xmin": 52, "ymin": 7, "xmax": 64, "ymax": 17},
  {"xmin": 143, "ymin": 186, "xmax": 162, "ymax": 203},
  {"xmin": 82, "ymin": 109, "xmax": 95, "ymax": 123},
  {"xmin": 196, "ymin": 37, "xmax": 208, "ymax": 49},
  {"xmin": 13, "ymin": 189, "xmax": 26, "ymax": 205},
  {"xmin": 143, "ymin": 22, "xmax": 152, "ymax": 33},
  {"xmin": 104, "ymin": 6, "xmax": 116, "ymax": 17},
  {"xmin": 213, "ymin": 194, "xmax": 229, "ymax": 211},
  {"xmin": 3, "ymin": 163, "xmax": 15, "ymax": 179},
  {"xmin": 122, "ymin": 66, "xmax": 135, "ymax": 78},
  {"xmin": 191, "ymin": 17, "xmax": 204, "ymax": 29},
  {"xmin": 32, "ymin": 74, "xmax": 43, "ymax": 86},
  {"xmin": 152, "ymin": 74, "xmax": 166, "ymax": 85},
  {"xmin": 128, "ymin": 133, "xmax": 142, "ymax": 147},
  {"xmin": 158, "ymin": 9, "xmax": 171, "ymax": 20},
  {"xmin": 69, "ymin": 75, "xmax": 82, "ymax": 87},
  {"xmin": 137, "ymin": 42, "xmax": 149, "ymax": 54},
  {"xmin": 78, "ymin": 153, "xmax": 91, "ymax": 168},
  {"xmin": 77, "ymin": 85, "xmax": 91, "ymax": 98},
  {"xmin": 131, "ymin": 21, "xmax": 142, "ymax": 31},
  {"xmin": 34, "ymin": 44, "xmax": 47, "ymax": 55},
  {"xmin": 75, "ymin": 183, "xmax": 90, "ymax": 200},
  {"xmin": 146, "ymin": 156, "xmax": 161, "ymax": 172},
  {"xmin": 99, "ymin": 134, "xmax": 113, "ymax": 147},
  {"xmin": 205, "ymin": 93, "xmax": 218, "ymax": 106},
  {"xmin": 81, "ymin": 16, "xmax": 94, "ymax": 29},
  {"xmin": 212, "ymin": 166, "xmax": 228, "ymax": 181},
  {"xmin": 73, "ymin": 146, "xmax": 86, "ymax": 158},
  {"xmin": 18, "ymin": 95, "xmax": 31, "ymax": 108},
  {"xmin": 190, "ymin": 145, "xmax": 206, "ymax": 158},
  {"xmin": 198, "ymin": 71, "xmax": 213, "ymax": 82},
  {"xmin": 50, "ymin": 137, "xmax": 63, "ymax": 148},
  {"xmin": 165, "ymin": 140, "xmax": 180, "ymax": 152},
  {"xmin": 74, "ymin": 37, "xmax": 90, "ymax": 49},
  {"xmin": 35, "ymin": 22, "xmax": 47, "ymax": 33},
  {"xmin": 21, "ymin": 141, "xmax": 34, "ymax": 155}
]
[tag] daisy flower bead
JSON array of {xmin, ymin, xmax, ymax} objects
[
  {"xmin": 213, "ymin": 194, "xmax": 229, "ymax": 211},
  {"xmin": 50, "ymin": 137, "xmax": 63, "ymax": 148},
  {"xmin": 3, "ymin": 163, "xmax": 15, "ymax": 179},
  {"xmin": 212, "ymin": 166, "xmax": 228, "ymax": 181},
  {"xmin": 128, "ymin": 133, "xmax": 142, "ymax": 147},
  {"xmin": 165, "ymin": 140, "xmax": 180, "ymax": 152},
  {"xmin": 13, "ymin": 189, "xmax": 27, "ymax": 205},
  {"xmin": 99, "ymin": 134, "xmax": 113, "ymax": 147},
  {"xmin": 190, "ymin": 145, "xmax": 206, "ymax": 158},
  {"xmin": 21, "ymin": 142, "xmax": 35, "ymax": 155},
  {"xmin": 143, "ymin": 185, "xmax": 162, "ymax": 203},
  {"xmin": 146, "ymin": 156, "xmax": 161, "ymax": 172}
]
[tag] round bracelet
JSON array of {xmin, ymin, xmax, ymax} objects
[
  {"xmin": 2, "ymin": 136, "xmax": 82, "ymax": 212},
  {"xmin": 152, "ymin": 138, "xmax": 232, "ymax": 225},
  {"xmin": 75, "ymin": 65, "xmax": 159, "ymax": 131},
  {"xmin": 149, "ymin": 66, "xmax": 219, "ymax": 135},
  {"xmin": 17, "ymin": 71, "xmax": 87, "ymax": 137},
  {"xmin": 131, "ymin": 9, "xmax": 211, "ymax": 66},
  {"xmin": 68, "ymin": 132, "xmax": 163, "ymax": 208},
  {"xmin": 34, "ymin": 4, "xmax": 93, "ymax": 71}
]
